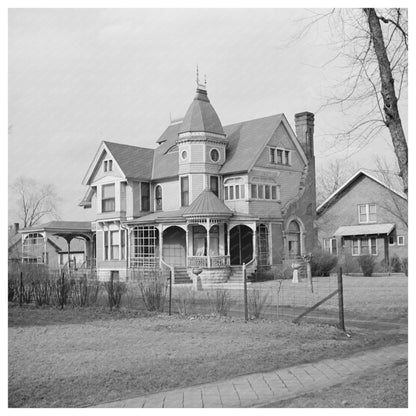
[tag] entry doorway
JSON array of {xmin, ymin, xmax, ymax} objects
[{"xmin": 230, "ymin": 225, "xmax": 253, "ymax": 265}]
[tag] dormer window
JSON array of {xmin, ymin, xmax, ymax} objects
[
  {"xmin": 224, "ymin": 177, "xmax": 245, "ymax": 201},
  {"xmin": 269, "ymin": 147, "xmax": 291, "ymax": 166},
  {"xmin": 155, "ymin": 185, "xmax": 162, "ymax": 211}
]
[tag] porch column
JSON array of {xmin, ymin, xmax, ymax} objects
[
  {"xmin": 206, "ymin": 219, "xmax": 210, "ymax": 268},
  {"xmin": 384, "ymin": 236, "xmax": 390, "ymax": 272},
  {"xmin": 43, "ymin": 232, "xmax": 47, "ymax": 264},
  {"xmin": 253, "ymin": 224, "xmax": 257, "ymax": 262},
  {"xmin": 185, "ymin": 226, "xmax": 189, "ymax": 267},
  {"xmin": 227, "ymin": 224, "xmax": 231, "ymax": 258},
  {"xmin": 127, "ymin": 227, "xmax": 132, "ymax": 269},
  {"xmin": 268, "ymin": 223, "xmax": 273, "ymax": 266},
  {"xmin": 159, "ymin": 225, "xmax": 164, "ymax": 268}
]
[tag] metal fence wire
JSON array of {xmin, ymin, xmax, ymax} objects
[{"xmin": 8, "ymin": 263, "xmax": 345, "ymax": 327}]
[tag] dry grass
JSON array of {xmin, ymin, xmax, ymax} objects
[{"xmin": 8, "ymin": 305, "xmax": 406, "ymax": 408}]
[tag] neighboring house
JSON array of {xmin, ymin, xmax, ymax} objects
[
  {"xmin": 20, "ymin": 78, "xmax": 318, "ymax": 283},
  {"xmin": 316, "ymin": 169, "xmax": 408, "ymax": 271},
  {"xmin": 10, "ymin": 222, "xmax": 86, "ymax": 269}
]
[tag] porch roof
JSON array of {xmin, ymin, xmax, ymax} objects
[
  {"xmin": 183, "ymin": 189, "xmax": 232, "ymax": 217},
  {"xmin": 21, "ymin": 221, "xmax": 92, "ymax": 233},
  {"xmin": 125, "ymin": 209, "xmax": 187, "ymax": 225},
  {"xmin": 334, "ymin": 223, "xmax": 395, "ymax": 237}
]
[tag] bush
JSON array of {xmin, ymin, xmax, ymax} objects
[
  {"xmin": 248, "ymin": 288, "xmax": 269, "ymax": 319},
  {"xmin": 402, "ymin": 257, "xmax": 408, "ymax": 276},
  {"xmin": 175, "ymin": 288, "xmax": 196, "ymax": 317},
  {"xmin": 210, "ymin": 289, "xmax": 232, "ymax": 316},
  {"xmin": 390, "ymin": 254, "xmax": 402, "ymax": 273},
  {"xmin": 104, "ymin": 277, "xmax": 127, "ymax": 310},
  {"xmin": 358, "ymin": 255, "xmax": 376, "ymax": 277},
  {"xmin": 70, "ymin": 276, "xmax": 100, "ymax": 307},
  {"xmin": 311, "ymin": 250, "xmax": 338, "ymax": 276},
  {"xmin": 138, "ymin": 272, "xmax": 168, "ymax": 312}
]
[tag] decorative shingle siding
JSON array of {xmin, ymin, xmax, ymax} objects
[{"xmin": 191, "ymin": 174, "xmax": 204, "ymax": 204}]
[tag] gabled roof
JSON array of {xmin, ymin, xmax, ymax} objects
[
  {"xmin": 179, "ymin": 88, "xmax": 225, "ymax": 136},
  {"xmin": 317, "ymin": 169, "xmax": 407, "ymax": 215},
  {"xmin": 220, "ymin": 114, "xmax": 284, "ymax": 174},
  {"xmin": 104, "ymin": 141, "xmax": 154, "ymax": 180},
  {"xmin": 183, "ymin": 189, "xmax": 232, "ymax": 217}
]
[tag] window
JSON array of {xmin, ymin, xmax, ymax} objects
[
  {"xmin": 102, "ymin": 184, "xmax": 115, "ymax": 212},
  {"xmin": 269, "ymin": 147, "xmax": 291, "ymax": 165},
  {"xmin": 108, "ymin": 160, "xmax": 113, "ymax": 171},
  {"xmin": 210, "ymin": 148, "xmax": 220, "ymax": 162},
  {"xmin": 121, "ymin": 229, "xmax": 125, "ymax": 260},
  {"xmin": 110, "ymin": 230, "xmax": 120, "ymax": 260},
  {"xmin": 104, "ymin": 161, "xmax": 108, "ymax": 172},
  {"xmin": 323, "ymin": 238, "xmax": 337, "ymax": 255},
  {"xmin": 210, "ymin": 176, "xmax": 219, "ymax": 197},
  {"xmin": 104, "ymin": 231, "xmax": 109, "ymax": 260},
  {"xmin": 250, "ymin": 184, "xmax": 280, "ymax": 200},
  {"xmin": 181, "ymin": 150, "xmax": 187, "ymax": 160},
  {"xmin": 352, "ymin": 237, "xmax": 377, "ymax": 256},
  {"xmin": 130, "ymin": 226, "xmax": 159, "ymax": 268},
  {"xmin": 225, "ymin": 184, "xmax": 245, "ymax": 200},
  {"xmin": 358, "ymin": 203, "xmax": 377, "ymax": 223},
  {"xmin": 224, "ymin": 186, "xmax": 229, "ymax": 200},
  {"xmin": 181, "ymin": 176, "xmax": 189, "ymax": 207},
  {"xmin": 397, "ymin": 236, "xmax": 405, "ymax": 246},
  {"xmin": 389, "ymin": 236, "xmax": 395, "ymax": 246},
  {"xmin": 155, "ymin": 185, "xmax": 162, "ymax": 211},
  {"xmin": 141, "ymin": 182, "xmax": 150, "ymax": 211}
]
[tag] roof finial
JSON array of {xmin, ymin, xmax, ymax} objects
[
  {"xmin": 204, "ymin": 74, "xmax": 207, "ymax": 87},
  {"xmin": 195, "ymin": 65, "xmax": 207, "ymax": 92},
  {"xmin": 196, "ymin": 64, "xmax": 199, "ymax": 85}
]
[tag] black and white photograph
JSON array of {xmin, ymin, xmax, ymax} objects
[{"xmin": 6, "ymin": 2, "xmax": 410, "ymax": 409}]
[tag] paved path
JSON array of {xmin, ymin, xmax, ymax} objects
[{"xmin": 94, "ymin": 343, "xmax": 407, "ymax": 408}]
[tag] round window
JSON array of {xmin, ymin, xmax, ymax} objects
[
  {"xmin": 210, "ymin": 148, "xmax": 220, "ymax": 162},
  {"xmin": 181, "ymin": 150, "xmax": 188, "ymax": 160}
]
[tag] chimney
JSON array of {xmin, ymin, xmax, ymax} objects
[
  {"xmin": 294, "ymin": 112, "xmax": 314, "ymax": 160},
  {"xmin": 13, "ymin": 223, "xmax": 19, "ymax": 234}
]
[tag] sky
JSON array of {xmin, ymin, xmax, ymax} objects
[{"xmin": 8, "ymin": 8, "xmax": 408, "ymax": 224}]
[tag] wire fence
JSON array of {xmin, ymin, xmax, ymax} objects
[{"xmin": 8, "ymin": 263, "xmax": 345, "ymax": 326}]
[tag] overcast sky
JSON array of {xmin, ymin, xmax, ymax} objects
[{"xmin": 8, "ymin": 8, "xmax": 407, "ymax": 224}]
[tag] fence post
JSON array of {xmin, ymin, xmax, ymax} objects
[
  {"xmin": 61, "ymin": 272, "xmax": 65, "ymax": 310},
  {"xmin": 337, "ymin": 267, "xmax": 346, "ymax": 332},
  {"xmin": 169, "ymin": 271, "xmax": 172, "ymax": 316},
  {"xmin": 19, "ymin": 271, "xmax": 23, "ymax": 307},
  {"xmin": 243, "ymin": 263, "xmax": 248, "ymax": 322},
  {"xmin": 109, "ymin": 273, "xmax": 114, "ymax": 311}
]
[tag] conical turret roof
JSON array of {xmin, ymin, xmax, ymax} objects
[
  {"xmin": 183, "ymin": 189, "xmax": 232, "ymax": 217},
  {"xmin": 179, "ymin": 87, "xmax": 225, "ymax": 136}
]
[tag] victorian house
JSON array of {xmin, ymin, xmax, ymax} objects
[{"xmin": 20, "ymin": 78, "xmax": 317, "ymax": 284}]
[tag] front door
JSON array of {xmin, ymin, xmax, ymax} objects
[{"xmin": 230, "ymin": 225, "xmax": 253, "ymax": 265}]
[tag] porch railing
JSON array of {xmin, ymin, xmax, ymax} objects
[
  {"xmin": 130, "ymin": 256, "xmax": 160, "ymax": 269},
  {"xmin": 187, "ymin": 255, "xmax": 230, "ymax": 268}
]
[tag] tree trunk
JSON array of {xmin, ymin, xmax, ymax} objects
[{"xmin": 364, "ymin": 8, "xmax": 408, "ymax": 195}]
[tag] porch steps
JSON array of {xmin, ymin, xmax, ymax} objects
[
  {"xmin": 173, "ymin": 267, "xmax": 193, "ymax": 285},
  {"xmin": 228, "ymin": 266, "xmax": 255, "ymax": 284}
]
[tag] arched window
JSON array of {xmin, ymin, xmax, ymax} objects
[
  {"xmin": 287, "ymin": 220, "xmax": 301, "ymax": 258},
  {"xmin": 155, "ymin": 185, "xmax": 162, "ymax": 211},
  {"xmin": 22, "ymin": 233, "xmax": 44, "ymax": 263}
]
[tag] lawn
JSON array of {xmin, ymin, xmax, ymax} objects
[
  {"xmin": 265, "ymin": 360, "xmax": 408, "ymax": 408},
  {"xmin": 8, "ymin": 304, "xmax": 406, "ymax": 408}
]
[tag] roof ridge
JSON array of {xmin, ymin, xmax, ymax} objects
[
  {"xmin": 223, "ymin": 113, "xmax": 284, "ymax": 129},
  {"xmin": 104, "ymin": 140, "xmax": 154, "ymax": 152}
]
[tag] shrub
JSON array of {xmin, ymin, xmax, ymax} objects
[
  {"xmin": 390, "ymin": 255, "xmax": 402, "ymax": 273},
  {"xmin": 138, "ymin": 272, "xmax": 167, "ymax": 312},
  {"xmin": 358, "ymin": 255, "xmax": 376, "ymax": 277},
  {"xmin": 281, "ymin": 267, "xmax": 293, "ymax": 280},
  {"xmin": 339, "ymin": 254, "xmax": 360, "ymax": 274},
  {"xmin": 70, "ymin": 276, "xmax": 100, "ymax": 307},
  {"xmin": 311, "ymin": 250, "xmax": 338, "ymax": 276},
  {"xmin": 248, "ymin": 288, "xmax": 269, "ymax": 319},
  {"xmin": 104, "ymin": 277, "xmax": 127, "ymax": 310},
  {"xmin": 175, "ymin": 288, "xmax": 196, "ymax": 317},
  {"xmin": 210, "ymin": 289, "xmax": 232, "ymax": 316},
  {"xmin": 402, "ymin": 257, "xmax": 408, "ymax": 276}
]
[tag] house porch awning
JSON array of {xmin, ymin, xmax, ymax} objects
[{"xmin": 334, "ymin": 223, "xmax": 395, "ymax": 237}]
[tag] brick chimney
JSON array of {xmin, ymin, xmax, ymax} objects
[{"xmin": 294, "ymin": 112, "xmax": 314, "ymax": 160}]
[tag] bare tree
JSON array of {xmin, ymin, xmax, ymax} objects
[
  {"xmin": 372, "ymin": 157, "xmax": 408, "ymax": 229},
  {"xmin": 11, "ymin": 177, "xmax": 61, "ymax": 228},
  {"xmin": 294, "ymin": 9, "xmax": 408, "ymax": 194},
  {"xmin": 316, "ymin": 160, "xmax": 358, "ymax": 204}
]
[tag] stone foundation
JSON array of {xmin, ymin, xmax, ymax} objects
[{"xmin": 187, "ymin": 267, "xmax": 231, "ymax": 284}]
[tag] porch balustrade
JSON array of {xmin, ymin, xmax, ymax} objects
[
  {"xmin": 130, "ymin": 256, "xmax": 160, "ymax": 269},
  {"xmin": 187, "ymin": 255, "xmax": 230, "ymax": 268}
]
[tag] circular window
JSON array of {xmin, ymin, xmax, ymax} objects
[
  {"xmin": 181, "ymin": 150, "xmax": 188, "ymax": 160},
  {"xmin": 210, "ymin": 148, "xmax": 220, "ymax": 162}
]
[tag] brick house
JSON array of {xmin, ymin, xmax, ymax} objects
[
  {"xmin": 316, "ymin": 169, "xmax": 408, "ymax": 271},
  {"xmin": 20, "ymin": 78, "xmax": 317, "ymax": 283}
]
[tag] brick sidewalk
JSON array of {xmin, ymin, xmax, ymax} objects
[{"xmin": 94, "ymin": 343, "xmax": 407, "ymax": 408}]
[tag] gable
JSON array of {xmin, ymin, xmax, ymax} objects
[{"xmin": 89, "ymin": 149, "xmax": 124, "ymax": 185}]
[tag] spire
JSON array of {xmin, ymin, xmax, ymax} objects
[{"xmin": 196, "ymin": 64, "xmax": 207, "ymax": 92}]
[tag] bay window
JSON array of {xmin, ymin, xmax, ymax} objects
[{"xmin": 102, "ymin": 184, "xmax": 115, "ymax": 212}]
